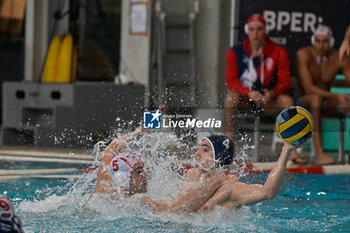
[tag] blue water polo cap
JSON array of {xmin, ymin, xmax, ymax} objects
[{"xmin": 204, "ymin": 135, "xmax": 234, "ymax": 167}]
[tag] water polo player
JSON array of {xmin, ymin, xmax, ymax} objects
[
  {"xmin": 93, "ymin": 128, "xmax": 148, "ymax": 198},
  {"xmin": 141, "ymin": 134, "xmax": 235, "ymax": 213},
  {"xmin": 142, "ymin": 134, "xmax": 296, "ymax": 213},
  {"xmin": 0, "ymin": 195, "xmax": 24, "ymax": 233},
  {"xmin": 297, "ymin": 24, "xmax": 350, "ymax": 165},
  {"xmin": 92, "ymin": 127, "xmax": 231, "ymax": 214}
]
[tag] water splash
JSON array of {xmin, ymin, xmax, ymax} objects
[{"xmin": 17, "ymin": 131, "xmax": 266, "ymax": 232}]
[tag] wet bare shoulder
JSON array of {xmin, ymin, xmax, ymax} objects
[
  {"xmin": 297, "ymin": 47, "xmax": 312, "ymax": 61},
  {"xmin": 226, "ymin": 173, "xmax": 238, "ymax": 183}
]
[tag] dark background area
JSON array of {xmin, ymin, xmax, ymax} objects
[{"xmin": 238, "ymin": 0, "xmax": 350, "ymax": 74}]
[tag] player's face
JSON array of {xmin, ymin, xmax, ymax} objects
[
  {"xmin": 129, "ymin": 161, "xmax": 148, "ymax": 194},
  {"xmin": 195, "ymin": 140, "xmax": 215, "ymax": 169},
  {"xmin": 314, "ymin": 35, "xmax": 331, "ymax": 55},
  {"xmin": 247, "ymin": 23, "xmax": 266, "ymax": 47}
]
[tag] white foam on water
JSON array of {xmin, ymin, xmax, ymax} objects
[{"xmin": 17, "ymin": 131, "xmax": 265, "ymax": 231}]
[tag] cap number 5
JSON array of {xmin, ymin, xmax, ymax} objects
[{"xmin": 112, "ymin": 160, "xmax": 119, "ymax": 171}]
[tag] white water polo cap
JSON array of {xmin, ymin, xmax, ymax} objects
[
  {"xmin": 0, "ymin": 195, "xmax": 15, "ymax": 214},
  {"xmin": 110, "ymin": 154, "xmax": 140, "ymax": 189},
  {"xmin": 311, "ymin": 25, "xmax": 334, "ymax": 47}
]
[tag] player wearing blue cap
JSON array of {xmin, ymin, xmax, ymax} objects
[
  {"xmin": 142, "ymin": 134, "xmax": 295, "ymax": 213},
  {"xmin": 92, "ymin": 128, "xmax": 228, "ymax": 209},
  {"xmin": 203, "ymin": 135, "xmax": 234, "ymax": 168},
  {"xmin": 93, "ymin": 128, "xmax": 294, "ymax": 213},
  {"xmin": 141, "ymin": 135, "xmax": 234, "ymax": 213},
  {"xmin": 198, "ymin": 137, "xmax": 294, "ymax": 212}
]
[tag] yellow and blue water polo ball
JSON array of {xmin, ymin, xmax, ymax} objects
[{"xmin": 276, "ymin": 106, "xmax": 314, "ymax": 145}]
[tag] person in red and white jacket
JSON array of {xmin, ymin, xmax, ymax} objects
[{"xmin": 224, "ymin": 14, "xmax": 308, "ymax": 164}]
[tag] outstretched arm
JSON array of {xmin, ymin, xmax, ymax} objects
[
  {"xmin": 233, "ymin": 143, "xmax": 293, "ymax": 206},
  {"xmin": 141, "ymin": 172, "xmax": 227, "ymax": 213},
  {"xmin": 198, "ymin": 143, "xmax": 293, "ymax": 213}
]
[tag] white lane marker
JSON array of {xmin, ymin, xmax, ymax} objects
[
  {"xmin": 0, "ymin": 174, "xmax": 81, "ymax": 179},
  {"xmin": 0, "ymin": 168, "xmax": 78, "ymax": 175},
  {"xmin": 0, "ymin": 150, "xmax": 91, "ymax": 160},
  {"xmin": 0, "ymin": 155, "xmax": 93, "ymax": 164}
]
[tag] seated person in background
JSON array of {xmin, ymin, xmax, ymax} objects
[
  {"xmin": 0, "ymin": 195, "xmax": 24, "ymax": 233},
  {"xmin": 339, "ymin": 26, "xmax": 350, "ymax": 62},
  {"xmin": 296, "ymin": 25, "xmax": 350, "ymax": 165},
  {"xmin": 224, "ymin": 13, "xmax": 307, "ymax": 164},
  {"xmin": 142, "ymin": 135, "xmax": 296, "ymax": 213}
]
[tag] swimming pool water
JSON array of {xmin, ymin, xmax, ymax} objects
[{"xmin": 1, "ymin": 173, "xmax": 350, "ymax": 233}]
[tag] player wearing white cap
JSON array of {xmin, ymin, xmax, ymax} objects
[
  {"xmin": 93, "ymin": 128, "xmax": 229, "ymax": 207},
  {"xmin": 92, "ymin": 129, "xmax": 296, "ymax": 213},
  {"xmin": 93, "ymin": 128, "xmax": 148, "ymax": 198},
  {"xmin": 296, "ymin": 25, "xmax": 350, "ymax": 165}
]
